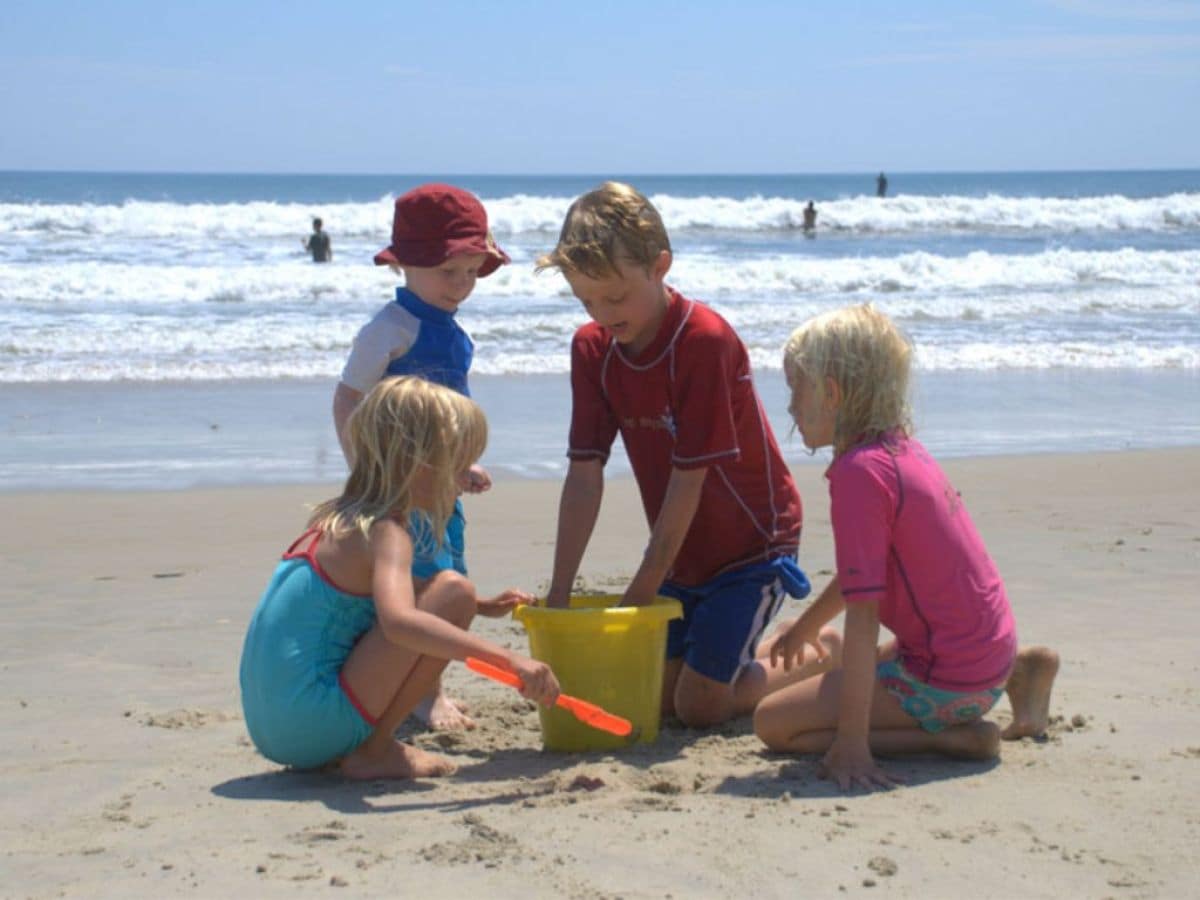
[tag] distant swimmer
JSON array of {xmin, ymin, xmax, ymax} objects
[
  {"xmin": 802, "ymin": 201, "xmax": 817, "ymax": 236},
  {"xmin": 876, "ymin": 172, "xmax": 888, "ymax": 198},
  {"xmin": 303, "ymin": 217, "xmax": 332, "ymax": 262}
]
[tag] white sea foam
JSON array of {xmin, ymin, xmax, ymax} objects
[
  {"xmin": 2, "ymin": 190, "xmax": 1196, "ymax": 382},
  {"xmin": 654, "ymin": 191, "xmax": 1200, "ymax": 234},
  {"xmin": 2, "ymin": 242, "xmax": 1197, "ymax": 381},
  {"xmin": 3, "ymin": 248, "xmax": 1198, "ymax": 309},
  {"xmin": 3, "ymin": 190, "xmax": 1199, "ymax": 240},
  {"xmin": 3, "ymin": 334, "xmax": 1194, "ymax": 382}
]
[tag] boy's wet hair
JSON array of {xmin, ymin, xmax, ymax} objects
[
  {"xmin": 309, "ymin": 376, "xmax": 487, "ymax": 542},
  {"xmin": 536, "ymin": 181, "xmax": 671, "ymax": 278},
  {"xmin": 783, "ymin": 304, "xmax": 913, "ymax": 456}
]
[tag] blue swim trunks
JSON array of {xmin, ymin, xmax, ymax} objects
[
  {"xmin": 877, "ymin": 658, "xmax": 1005, "ymax": 733},
  {"xmin": 661, "ymin": 556, "xmax": 811, "ymax": 684},
  {"xmin": 239, "ymin": 531, "xmax": 378, "ymax": 769},
  {"xmin": 409, "ymin": 499, "xmax": 467, "ymax": 579}
]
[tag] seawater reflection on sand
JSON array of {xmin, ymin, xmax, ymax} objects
[{"xmin": 1, "ymin": 370, "xmax": 1197, "ymax": 491}]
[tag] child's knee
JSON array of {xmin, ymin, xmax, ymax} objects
[
  {"xmin": 752, "ymin": 698, "xmax": 785, "ymax": 749},
  {"xmin": 421, "ymin": 571, "xmax": 477, "ymax": 626},
  {"xmin": 672, "ymin": 678, "xmax": 735, "ymax": 729}
]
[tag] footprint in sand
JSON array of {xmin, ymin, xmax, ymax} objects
[
  {"xmin": 868, "ymin": 856, "xmax": 898, "ymax": 877},
  {"xmin": 418, "ymin": 813, "xmax": 520, "ymax": 868},
  {"xmin": 141, "ymin": 708, "xmax": 236, "ymax": 729},
  {"xmin": 288, "ymin": 821, "xmax": 355, "ymax": 845},
  {"xmin": 644, "ymin": 777, "xmax": 682, "ymax": 795}
]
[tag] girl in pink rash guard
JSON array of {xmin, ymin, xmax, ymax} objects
[{"xmin": 753, "ymin": 304, "xmax": 1059, "ymax": 791}]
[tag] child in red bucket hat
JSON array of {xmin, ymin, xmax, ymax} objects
[
  {"xmin": 333, "ymin": 183, "xmax": 519, "ymax": 732},
  {"xmin": 372, "ymin": 183, "xmax": 509, "ymax": 275}
]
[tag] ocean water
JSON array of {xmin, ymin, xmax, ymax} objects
[{"xmin": 1, "ymin": 169, "xmax": 1198, "ymax": 489}]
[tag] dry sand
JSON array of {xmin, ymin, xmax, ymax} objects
[{"xmin": 2, "ymin": 448, "xmax": 1199, "ymax": 898}]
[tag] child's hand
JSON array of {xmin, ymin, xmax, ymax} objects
[
  {"xmin": 511, "ymin": 656, "xmax": 560, "ymax": 707},
  {"xmin": 459, "ymin": 464, "xmax": 492, "ymax": 494},
  {"xmin": 819, "ymin": 736, "xmax": 901, "ymax": 792},
  {"xmin": 767, "ymin": 618, "xmax": 830, "ymax": 671},
  {"xmin": 618, "ymin": 585, "xmax": 656, "ymax": 607},
  {"xmin": 477, "ymin": 588, "xmax": 535, "ymax": 618}
]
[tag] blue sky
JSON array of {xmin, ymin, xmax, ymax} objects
[{"xmin": 1, "ymin": 0, "xmax": 1197, "ymax": 173}]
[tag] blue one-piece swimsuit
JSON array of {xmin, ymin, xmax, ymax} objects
[{"xmin": 239, "ymin": 530, "xmax": 378, "ymax": 769}]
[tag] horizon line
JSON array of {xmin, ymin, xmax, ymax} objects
[{"xmin": 3, "ymin": 166, "xmax": 1198, "ymax": 179}]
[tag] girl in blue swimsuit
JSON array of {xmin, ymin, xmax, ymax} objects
[{"xmin": 239, "ymin": 376, "xmax": 560, "ymax": 779}]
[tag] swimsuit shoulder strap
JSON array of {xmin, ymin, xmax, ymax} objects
[{"xmin": 283, "ymin": 527, "xmax": 322, "ymax": 562}]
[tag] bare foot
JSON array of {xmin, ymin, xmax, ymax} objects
[
  {"xmin": 338, "ymin": 739, "xmax": 457, "ymax": 780},
  {"xmin": 413, "ymin": 690, "xmax": 476, "ymax": 731},
  {"xmin": 1002, "ymin": 646, "xmax": 1060, "ymax": 740},
  {"xmin": 939, "ymin": 720, "xmax": 1001, "ymax": 760}
]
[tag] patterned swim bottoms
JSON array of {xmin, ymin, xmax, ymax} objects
[{"xmin": 877, "ymin": 658, "xmax": 1004, "ymax": 733}]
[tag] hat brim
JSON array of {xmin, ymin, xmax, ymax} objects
[{"xmin": 374, "ymin": 236, "xmax": 510, "ymax": 277}]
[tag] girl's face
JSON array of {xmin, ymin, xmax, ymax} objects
[
  {"xmin": 409, "ymin": 463, "xmax": 437, "ymax": 509},
  {"xmin": 787, "ymin": 368, "xmax": 838, "ymax": 451},
  {"xmin": 410, "ymin": 461, "xmax": 469, "ymax": 509}
]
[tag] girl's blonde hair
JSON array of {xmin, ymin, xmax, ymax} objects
[
  {"xmin": 782, "ymin": 304, "xmax": 913, "ymax": 456},
  {"xmin": 309, "ymin": 376, "xmax": 487, "ymax": 540},
  {"xmin": 535, "ymin": 181, "xmax": 671, "ymax": 279}
]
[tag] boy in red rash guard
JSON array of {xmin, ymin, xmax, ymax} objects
[{"xmin": 536, "ymin": 182, "xmax": 839, "ymax": 728}]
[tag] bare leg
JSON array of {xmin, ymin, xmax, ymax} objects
[
  {"xmin": 339, "ymin": 651, "xmax": 460, "ymax": 780},
  {"xmin": 661, "ymin": 658, "xmax": 684, "ymax": 717},
  {"xmin": 667, "ymin": 628, "xmax": 838, "ymax": 728},
  {"xmin": 1001, "ymin": 645, "xmax": 1060, "ymax": 740},
  {"xmin": 407, "ymin": 575, "xmax": 477, "ymax": 732},
  {"xmin": 777, "ymin": 720, "xmax": 1000, "ymax": 761},
  {"xmin": 735, "ymin": 625, "xmax": 842, "ymax": 712},
  {"xmin": 665, "ymin": 625, "xmax": 841, "ymax": 727},
  {"xmin": 755, "ymin": 665, "xmax": 1000, "ymax": 762},
  {"xmin": 336, "ymin": 571, "xmax": 476, "ymax": 779}
]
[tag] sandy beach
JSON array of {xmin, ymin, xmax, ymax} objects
[{"xmin": 2, "ymin": 448, "xmax": 1199, "ymax": 898}]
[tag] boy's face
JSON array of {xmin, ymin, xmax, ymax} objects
[
  {"xmin": 402, "ymin": 252, "xmax": 488, "ymax": 312},
  {"xmin": 563, "ymin": 251, "xmax": 672, "ymax": 356}
]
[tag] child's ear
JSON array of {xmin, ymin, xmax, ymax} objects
[
  {"xmin": 651, "ymin": 249, "xmax": 672, "ymax": 280},
  {"xmin": 824, "ymin": 376, "xmax": 842, "ymax": 410}
]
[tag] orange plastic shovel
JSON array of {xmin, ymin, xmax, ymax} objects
[{"xmin": 465, "ymin": 657, "xmax": 633, "ymax": 737}]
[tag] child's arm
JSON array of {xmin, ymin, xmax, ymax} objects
[
  {"xmin": 766, "ymin": 577, "xmax": 845, "ymax": 670},
  {"xmin": 332, "ymin": 383, "xmax": 364, "ymax": 465},
  {"xmin": 545, "ymin": 459, "xmax": 604, "ymax": 608},
  {"xmin": 371, "ymin": 519, "xmax": 558, "ymax": 702},
  {"xmin": 823, "ymin": 599, "xmax": 898, "ymax": 791},
  {"xmin": 621, "ymin": 466, "xmax": 707, "ymax": 607},
  {"xmin": 335, "ymin": 311, "xmax": 417, "ymax": 464}
]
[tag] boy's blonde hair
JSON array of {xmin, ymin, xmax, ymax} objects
[
  {"xmin": 782, "ymin": 304, "xmax": 913, "ymax": 456},
  {"xmin": 536, "ymin": 181, "xmax": 671, "ymax": 278},
  {"xmin": 309, "ymin": 376, "xmax": 487, "ymax": 541}
]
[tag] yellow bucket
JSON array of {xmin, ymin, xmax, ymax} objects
[{"xmin": 513, "ymin": 595, "xmax": 682, "ymax": 752}]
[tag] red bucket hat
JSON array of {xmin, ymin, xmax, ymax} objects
[{"xmin": 374, "ymin": 183, "xmax": 510, "ymax": 277}]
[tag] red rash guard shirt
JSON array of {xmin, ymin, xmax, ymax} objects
[{"xmin": 568, "ymin": 287, "xmax": 801, "ymax": 586}]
